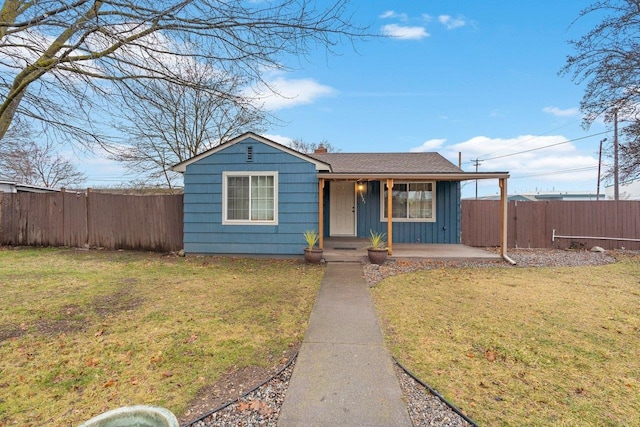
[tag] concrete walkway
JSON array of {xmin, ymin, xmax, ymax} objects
[{"xmin": 278, "ymin": 263, "xmax": 412, "ymax": 427}]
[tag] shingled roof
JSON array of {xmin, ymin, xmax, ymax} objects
[{"xmin": 307, "ymin": 152, "xmax": 462, "ymax": 174}]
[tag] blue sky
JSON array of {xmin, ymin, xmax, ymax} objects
[{"xmin": 81, "ymin": 1, "xmax": 612, "ymax": 198}]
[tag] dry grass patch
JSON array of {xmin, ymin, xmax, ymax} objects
[
  {"xmin": 0, "ymin": 247, "xmax": 323, "ymax": 426},
  {"xmin": 372, "ymin": 254, "xmax": 640, "ymax": 426}
]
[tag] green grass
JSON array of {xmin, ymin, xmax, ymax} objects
[
  {"xmin": 0, "ymin": 247, "xmax": 323, "ymax": 426},
  {"xmin": 372, "ymin": 254, "xmax": 640, "ymax": 426}
]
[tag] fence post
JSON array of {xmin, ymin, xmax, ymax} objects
[{"xmin": 85, "ymin": 188, "xmax": 91, "ymax": 248}]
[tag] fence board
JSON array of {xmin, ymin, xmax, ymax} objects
[
  {"xmin": 0, "ymin": 192, "xmax": 183, "ymax": 252},
  {"xmin": 2, "ymin": 194, "xmax": 637, "ymax": 252},
  {"xmin": 462, "ymin": 200, "xmax": 640, "ymax": 250}
]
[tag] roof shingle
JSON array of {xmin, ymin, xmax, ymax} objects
[{"xmin": 308, "ymin": 152, "xmax": 462, "ymax": 174}]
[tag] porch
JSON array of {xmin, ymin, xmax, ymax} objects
[{"xmin": 322, "ymin": 237, "xmax": 503, "ymax": 263}]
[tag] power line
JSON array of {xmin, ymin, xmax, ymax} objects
[
  {"xmin": 481, "ymin": 131, "xmax": 609, "ymax": 162},
  {"xmin": 461, "ymin": 130, "xmax": 610, "ymax": 166},
  {"xmin": 511, "ymin": 165, "xmax": 598, "ymax": 179},
  {"xmin": 477, "ymin": 119, "xmax": 582, "ymax": 159}
]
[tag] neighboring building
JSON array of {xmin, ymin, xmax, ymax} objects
[
  {"xmin": 473, "ymin": 191, "xmax": 600, "ymax": 202},
  {"xmin": 604, "ymin": 180, "xmax": 640, "ymax": 200},
  {"xmin": 172, "ymin": 133, "xmax": 509, "ymax": 255},
  {"xmin": 0, "ymin": 180, "xmax": 60, "ymax": 193}
]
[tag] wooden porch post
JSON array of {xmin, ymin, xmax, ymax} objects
[
  {"xmin": 386, "ymin": 178, "xmax": 393, "ymax": 255},
  {"xmin": 318, "ymin": 178, "xmax": 325, "ymax": 249},
  {"xmin": 499, "ymin": 177, "xmax": 508, "ymax": 257}
]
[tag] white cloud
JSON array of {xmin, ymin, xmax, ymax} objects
[
  {"xmin": 380, "ymin": 10, "xmax": 408, "ymax": 21},
  {"xmin": 263, "ymin": 134, "xmax": 294, "ymax": 146},
  {"xmin": 438, "ymin": 135, "xmax": 598, "ymax": 187},
  {"xmin": 381, "ymin": 24, "xmax": 429, "ymax": 40},
  {"xmin": 250, "ymin": 77, "xmax": 336, "ymax": 111},
  {"xmin": 543, "ymin": 106, "xmax": 580, "ymax": 117},
  {"xmin": 410, "ymin": 138, "xmax": 446, "ymax": 152},
  {"xmin": 438, "ymin": 15, "xmax": 466, "ymax": 30}
]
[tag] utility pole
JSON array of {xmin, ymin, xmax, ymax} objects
[
  {"xmin": 614, "ymin": 109, "xmax": 619, "ymax": 200},
  {"xmin": 472, "ymin": 158, "xmax": 481, "ymax": 200},
  {"xmin": 597, "ymin": 138, "xmax": 606, "ymax": 200}
]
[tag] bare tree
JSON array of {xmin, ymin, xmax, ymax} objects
[
  {"xmin": 0, "ymin": 0, "xmax": 366, "ymax": 147},
  {"xmin": 561, "ymin": 0, "xmax": 640, "ymax": 180},
  {"xmin": 0, "ymin": 120, "xmax": 86, "ymax": 187},
  {"xmin": 288, "ymin": 138, "xmax": 338, "ymax": 154},
  {"xmin": 110, "ymin": 58, "xmax": 267, "ymax": 188}
]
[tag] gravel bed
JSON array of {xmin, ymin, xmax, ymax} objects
[
  {"xmin": 184, "ymin": 248, "xmax": 623, "ymax": 426},
  {"xmin": 363, "ymin": 248, "xmax": 619, "ymax": 286},
  {"xmin": 187, "ymin": 359, "xmax": 295, "ymax": 427},
  {"xmin": 395, "ymin": 364, "xmax": 474, "ymax": 427},
  {"xmin": 185, "ymin": 353, "xmax": 474, "ymax": 427}
]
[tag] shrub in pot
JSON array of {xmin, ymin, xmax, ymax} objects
[
  {"xmin": 367, "ymin": 230, "xmax": 388, "ymax": 265},
  {"xmin": 303, "ymin": 230, "xmax": 323, "ymax": 264}
]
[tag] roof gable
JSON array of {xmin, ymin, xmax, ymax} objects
[{"xmin": 171, "ymin": 132, "xmax": 331, "ymax": 172}]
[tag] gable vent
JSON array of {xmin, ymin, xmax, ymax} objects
[{"xmin": 247, "ymin": 146, "xmax": 253, "ymax": 162}]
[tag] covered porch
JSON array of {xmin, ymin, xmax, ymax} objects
[
  {"xmin": 322, "ymin": 237, "xmax": 503, "ymax": 263},
  {"xmin": 316, "ymin": 174, "xmax": 512, "ymax": 263}
]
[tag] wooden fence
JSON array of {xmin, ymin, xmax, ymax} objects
[
  {"xmin": 1, "ymin": 193, "xmax": 639, "ymax": 252},
  {"xmin": 0, "ymin": 191, "xmax": 183, "ymax": 252},
  {"xmin": 462, "ymin": 200, "xmax": 640, "ymax": 250}
]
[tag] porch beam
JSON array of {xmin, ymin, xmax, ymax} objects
[
  {"xmin": 386, "ymin": 178, "xmax": 393, "ymax": 255},
  {"xmin": 318, "ymin": 178, "xmax": 325, "ymax": 249}
]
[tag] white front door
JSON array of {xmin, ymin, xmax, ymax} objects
[{"xmin": 330, "ymin": 181, "xmax": 356, "ymax": 236}]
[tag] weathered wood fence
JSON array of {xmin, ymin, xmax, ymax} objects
[
  {"xmin": 0, "ymin": 191, "xmax": 183, "ymax": 252},
  {"xmin": 1, "ymin": 194, "xmax": 639, "ymax": 252},
  {"xmin": 462, "ymin": 200, "xmax": 640, "ymax": 250}
]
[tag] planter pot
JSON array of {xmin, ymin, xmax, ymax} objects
[
  {"xmin": 367, "ymin": 248, "xmax": 388, "ymax": 265},
  {"xmin": 78, "ymin": 405, "xmax": 178, "ymax": 427},
  {"xmin": 304, "ymin": 248, "xmax": 324, "ymax": 264}
]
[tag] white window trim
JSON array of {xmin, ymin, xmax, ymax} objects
[
  {"xmin": 380, "ymin": 181, "xmax": 436, "ymax": 223},
  {"xmin": 222, "ymin": 171, "xmax": 278, "ymax": 225}
]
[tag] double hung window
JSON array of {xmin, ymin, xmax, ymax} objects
[{"xmin": 223, "ymin": 172, "xmax": 277, "ymax": 224}]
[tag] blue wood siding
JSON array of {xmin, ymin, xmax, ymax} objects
[
  {"xmin": 352, "ymin": 180, "xmax": 460, "ymax": 243},
  {"xmin": 182, "ymin": 137, "xmax": 319, "ymax": 255}
]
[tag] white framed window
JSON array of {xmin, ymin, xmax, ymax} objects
[
  {"xmin": 381, "ymin": 181, "xmax": 435, "ymax": 222},
  {"xmin": 223, "ymin": 171, "xmax": 278, "ymax": 225}
]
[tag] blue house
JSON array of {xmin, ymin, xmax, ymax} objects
[{"xmin": 172, "ymin": 132, "xmax": 510, "ymax": 256}]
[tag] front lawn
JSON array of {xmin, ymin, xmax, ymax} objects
[
  {"xmin": 372, "ymin": 254, "xmax": 640, "ymax": 426},
  {"xmin": 0, "ymin": 248, "xmax": 323, "ymax": 426}
]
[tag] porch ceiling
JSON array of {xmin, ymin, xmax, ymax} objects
[{"xmin": 316, "ymin": 172, "xmax": 509, "ymax": 181}]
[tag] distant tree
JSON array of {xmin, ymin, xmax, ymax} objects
[
  {"xmin": 0, "ymin": 0, "xmax": 365, "ymax": 150},
  {"xmin": 288, "ymin": 138, "xmax": 338, "ymax": 154},
  {"xmin": 110, "ymin": 58, "xmax": 267, "ymax": 188},
  {"xmin": 0, "ymin": 121, "xmax": 86, "ymax": 187},
  {"xmin": 561, "ymin": 0, "xmax": 640, "ymax": 180}
]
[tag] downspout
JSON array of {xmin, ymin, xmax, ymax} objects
[{"xmin": 499, "ymin": 177, "xmax": 516, "ymax": 265}]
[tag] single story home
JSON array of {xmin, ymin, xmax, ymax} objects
[{"xmin": 172, "ymin": 132, "xmax": 510, "ymax": 257}]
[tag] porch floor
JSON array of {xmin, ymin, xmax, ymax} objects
[{"xmin": 322, "ymin": 237, "xmax": 503, "ymax": 263}]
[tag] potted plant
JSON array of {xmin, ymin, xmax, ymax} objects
[
  {"xmin": 303, "ymin": 230, "xmax": 323, "ymax": 264},
  {"xmin": 367, "ymin": 230, "xmax": 388, "ymax": 265}
]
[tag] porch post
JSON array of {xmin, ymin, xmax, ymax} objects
[
  {"xmin": 318, "ymin": 178, "xmax": 325, "ymax": 249},
  {"xmin": 499, "ymin": 177, "xmax": 508, "ymax": 257},
  {"xmin": 386, "ymin": 178, "xmax": 393, "ymax": 255}
]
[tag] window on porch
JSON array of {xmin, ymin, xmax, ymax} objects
[{"xmin": 382, "ymin": 181, "xmax": 435, "ymax": 222}]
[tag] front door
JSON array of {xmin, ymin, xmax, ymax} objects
[{"xmin": 330, "ymin": 181, "xmax": 356, "ymax": 236}]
